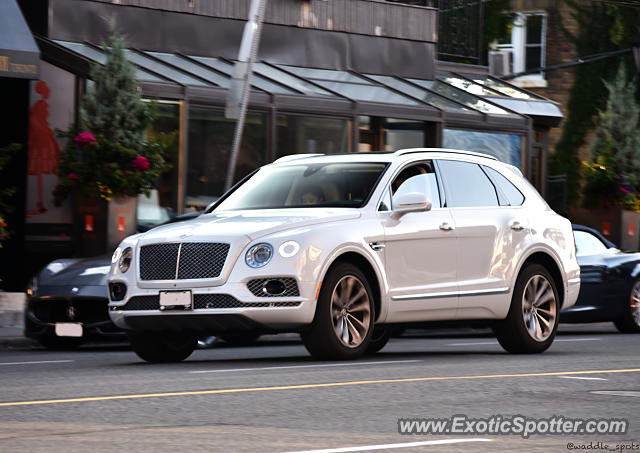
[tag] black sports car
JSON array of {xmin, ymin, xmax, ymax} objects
[
  {"xmin": 25, "ymin": 255, "xmax": 122, "ymax": 348},
  {"xmin": 561, "ymin": 224, "xmax": 640, "ymax": 333}
]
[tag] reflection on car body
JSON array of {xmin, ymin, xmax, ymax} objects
[{"xmin": 108, "ymin": 149, "xmax": 580, "ymax": 363}]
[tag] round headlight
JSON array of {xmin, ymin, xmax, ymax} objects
[
  {"xmin": 112, "ymin": 247, "xmax": 122, "ymax": 264},
  {"xmin": 119, "ymin": 247, "xmax": 133, "ymax": 273},
  {"xmin": 245, "ymin": 243, "xmax": 273, "ymax": 268}
]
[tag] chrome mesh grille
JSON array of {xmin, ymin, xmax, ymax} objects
[
  {"xmin": 139, "ymin": 244, "xmax": 179, "ymax": 280},
  {"xmin": 247, "ymin": 278, "xmax": 300, "ymax": 297},
  {"xmin": 139, "ymin": 242, "xmax": 229, "ymax": 280},
  {"xmin": 194, "ymin": 294, "xmax": 242, "ymax": 309},
  {"xmin": 123, "ymin": 296, "xmax": 160, "ymax": 311},
  {"xmin": 178, "ymin": 243, "xmax": 230, "ymax": 279}
]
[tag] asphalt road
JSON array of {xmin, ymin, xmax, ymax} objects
[{"xmin": 1, "ymin": 324, "xmax": 639, "ymax": 453}]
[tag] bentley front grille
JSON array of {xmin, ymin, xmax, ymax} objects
[{"xmin": 139, "ymin": 242, "xmax": 230, "ymax": 280}]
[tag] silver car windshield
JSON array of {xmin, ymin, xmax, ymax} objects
[{"xmin": 215, "ymin": 162, "xmax": 388, "ymax": 210}]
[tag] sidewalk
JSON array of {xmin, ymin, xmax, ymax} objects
[{"xmin": 0, "ymin": 292, "xmax": 34, "ymax": 349}]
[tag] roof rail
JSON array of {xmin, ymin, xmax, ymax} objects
[
  {"xmin": 273, "ymin": 153, "xmax": 325, "ymax": 163},
  {"xmin": 394, "ymin": 148, "xmax": 498, "ymax": 161}
]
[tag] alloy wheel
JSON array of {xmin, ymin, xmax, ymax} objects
[
  {"xmin": 330, "ymin": 275, "xmax": 371, "ymax": 348},
  {"xmin": 522, "ymin": 274, "xmax": 557, "ymax": 342}
]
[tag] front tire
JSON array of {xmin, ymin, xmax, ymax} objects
[
  {"xmin": 613, "ymin": 279, "xmax": 640, "ymax": 333},
  {"xmin": 494, "ymin": 264, "xmax": 559, "ymax": 353},
  {"xmin": 365, "ymin": 325, "xmax": 391, "ymax": 354},
  {"xmin": 128, "ymin": 331, "xmax": 197, "ymax": 363},
  {"xmin": 302, "ymin": 262, "xmax": 375, "ymax": 360}
]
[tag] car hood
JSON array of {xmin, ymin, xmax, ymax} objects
[
  {"xmin": 38, "ymin": 255, "xmax": 112, "ymax": 287},
  {"xmin": 136, "ymin": 209, "xmax": 362, "ymax": 243}
]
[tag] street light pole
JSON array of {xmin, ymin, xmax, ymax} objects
[{"xmin": 224, "ymin": 0, "xmax": 268, "ymax": 192}]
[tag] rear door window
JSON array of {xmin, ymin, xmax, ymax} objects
[{"xmin": 437, "ymin": 160, "xmax": 499, "ymax": 207}]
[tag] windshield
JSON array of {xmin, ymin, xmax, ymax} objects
[{"xmin": 214, "ymin": 162, "xmax": 388, "ymax": 211}]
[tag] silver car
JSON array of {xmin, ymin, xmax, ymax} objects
[{"xmin": 108, "ymin": 149, "xmax": 580, "ymax": 362}]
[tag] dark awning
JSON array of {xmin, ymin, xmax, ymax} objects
[{"xmin": 0, "ymin": 0, "xmax": 40, "ymax": 79}]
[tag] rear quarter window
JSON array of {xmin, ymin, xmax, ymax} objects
[{"xmin": 482, "ymin": 165, "xmax": 525, "ymax": 206}]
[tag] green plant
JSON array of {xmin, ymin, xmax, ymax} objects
[
  {"xmin": 582, "ymin": 65, "xmax": 640, "ymax": 211},
  {"xmin": 54, "ymin": 131, "xmax": 172, "ymax": 204},
  {"xmin": 54, "ymin": 25, "xmax": 171, "ymax": 204}
]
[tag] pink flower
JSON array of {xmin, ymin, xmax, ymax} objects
[
  {"xmin": 620, "ymin": 186, "xmax": 631, "ymax": 194},
  {"xmin": 131, "ymin": 156, "xmax": 150, "ymax": 171},
  {"xmin": 0, "ymin": 221, "xmax": 6, "ymax": 228},
  {"xmin": 68, "ymin": 172, "xmax": 79, "ymax": 180},
  {"xmin": 74, "ymin": 131, "xmax": 97, "ymax": 145}
]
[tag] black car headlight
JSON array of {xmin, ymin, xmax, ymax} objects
[
  {"xmin": 26, "ymin": 276, "xmax": 38, "ymax": 297},
  {"xmin": 119, "ymin": 247, "xmax": 133, "ymax": 273}
]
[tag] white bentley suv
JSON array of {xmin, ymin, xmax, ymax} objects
[{"xmin": 108, "ymin": 149, "xmax": 580, "ymax": 362}]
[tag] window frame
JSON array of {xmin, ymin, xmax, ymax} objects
[{"xmin": 495, "ymin": 11, "xmax": 547, "ymax": 85}]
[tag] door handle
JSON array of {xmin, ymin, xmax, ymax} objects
[
  {"xmin": 369, "ymin": 242, "xmax": 385, "ymax": 251},
  {"xmin": 439, "ymin": 222, "xmax": 454, "ymax": 231},
  {"xmin": 510, "ymin": 221, "xmax": 525, "ymax": 231}
]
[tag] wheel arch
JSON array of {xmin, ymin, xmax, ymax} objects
[
  {"xmin": 322, "ymin": 251, "xmax": 384, "ymax": 323},
  {"xmin": 518, "ymin": 251, "xmax": 566, "ymax": 309}
]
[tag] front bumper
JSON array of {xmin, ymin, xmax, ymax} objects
[
  {"xmin": 25, "ymin": 295, "xmax": 124, "ymax": 339},
  {"xmin": 108, "ymin": 280, "xmax": 317, "ymax": 333}
]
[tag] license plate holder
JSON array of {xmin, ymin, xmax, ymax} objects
[
  {"xmin": 55, "ymin": 323, "xmax": 83, "ymax": 337},
  {"xmin": 159, "ymin": 290, "xmax": 193, "ymax": 311}
]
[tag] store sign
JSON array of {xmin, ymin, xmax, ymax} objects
[{"xmin": 0, "ymin": 54, "xmax": 38, "ymax": 78}]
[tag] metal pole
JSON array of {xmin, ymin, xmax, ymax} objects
[{"xmin": 224, "ymin": 0, "xmax": 268, "ymax": 192}]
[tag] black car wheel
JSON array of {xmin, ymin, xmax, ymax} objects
[
  {"xmin": 128, "ymin": 332, "xmax": 197, "ymax": 363},
  {"xmin": 614, "ymin": 279, "xmax": 640, "ymax": 333},
  {"xmin": 494, "ymin": 264, "xmax": 559, "ymax": 353},
  {"xmin": 302, "ymin": 262, "xmax": 374, "ymax": 360}
]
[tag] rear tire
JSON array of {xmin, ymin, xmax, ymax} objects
[
  {"xmin": 128, "ymin": 331, "xmax": 197, "ymax": 363},
  {"xmin": 613, "ymin": 279, "xmax": 640, "ymax": 333},
  {"xmin": 302, "ymin": 262, "xmax": 375, "ymax": 360},
  {"xmin": 494, "ymin": 264, "xmax": 559, "ymax": 354}
]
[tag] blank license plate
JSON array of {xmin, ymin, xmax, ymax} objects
[
  {"xmin": 55, "ymin": 323, "xmax": 82, "ymax": 337},
  {"xmin": 159, "ymin": 290, "xmax": 193, "ymax": 310}
]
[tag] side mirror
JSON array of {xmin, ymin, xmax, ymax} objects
[{"xmin": 391, "ymin": 191, "xmax": 432, "ymax": 219}]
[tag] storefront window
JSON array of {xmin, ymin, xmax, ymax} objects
[
  {"xmin": 143, "ymin": 100, "xmax": 180, "ymax": 224},
  {"xmin": 187, "ymin": 107, "xmax": 267, "ymax": 208},
  {"xmin": 359, "ymin": 116, "xmax": 424, "ymax": 152},
  {"xmin": 443, "ymin": 129, "xmax": 523, "ymax": 168},
  {"xmin": 276, "ymin": 115, "xmax": 351, "ymax": 158}
]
